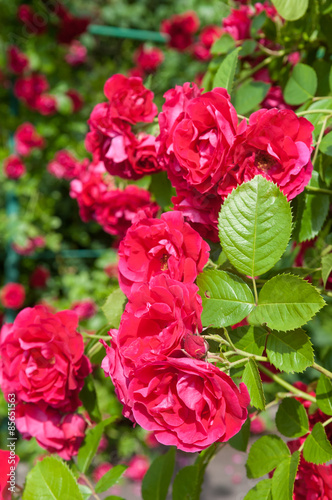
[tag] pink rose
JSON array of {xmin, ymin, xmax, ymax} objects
[
  {"xmin": 14, "ymin": 74, "xmax": 49, "ymax": 109},
  {"xmin": 118, "ymin": 210, "xmax": 210, "ymax": 296},
  {"xmin": 65, "ymin": 40, "xmax": 87, "ymax": 65},
  {"xmin": 182, "ymin": 332, "xmax": 209, "ymax": 360},
  {"xmin": 14, "ymin": 122, "xmax": 44, "ymax": 156},
  {"xmin": 66, "ymin": 89, "xmax": 84, "ymax": 112},
  {"xmin": 0, "ymin": 450, "xmax": 19, "ymax": 500},
  {"xmin": 0, "ymin": 306, "xmax": 91, "ymax": 412},
  {"xmin": 222, "ymin": 108, "xmax": 314, "ymax": 200},
  {"xmin": 134, "ymin": 45, "xmax": 164, "ymax": 73},
  {"xmin": 109, "ymin": 274, "xmax": 202, "ymax": 375},
  {"xmin": 34, "ymin": 94, "xmax": 57, "ymax": 115},
  {"xmin": 0, "ymin": 283, "xmax": 25, "ymax": 309},
  {"xmin": 56, "ymin": 6, "xmax": 90, "ymax": 44},
  {"xmin": 125, "ymin": 455, "xmax": 149, "ymax": 482},
  {"xmin": 29, "ymin": 266, "xmax": 50, "ymax": 288},
  {"xmin": 95, "ymin": 185, "xmax": 159, "ymax": 239},
  {"xmin": 3, "ymin": 155, "xmax": 26, "ymax": 180},
  {"xmin": 16, "ymin": 403, "xmax": 87, "ymax": 460},
  {"xmin": 71, "ymin": 299, "xmax": 97, "ymax": 319},
  {"xmin": 128, "ymin": 356, "xmax": 250, "ymax": 452},
  {"xmin": 103, "ymin": 74, "xmax": 157, "ymax": 125},
  {"xmin": 161, "ymin": 11, "xmax": 200, "ymax": 51},
  {"xmin": 222, "ymin": 6, "xmax": 253, "ymax": 41},
  {"xmin": 47, "ymin": 150, "xmax": 84, "ymax": 180},
  {"xmin": 92, "ymin": 463, "xmax": 113, "ymax": 483},
  {"xmin": 7, "ymin": 45, "xmax": 29, "ymax": 74},
  {"xmin": 261, "ymin": 85, "xmax": 294, "ymax": 111},
  {"xmin": 12, "ymin": 235, "xmax": 45, "ymax": 256},
  {"xmin": 200, "ymin": 25, "xmax": 223, "ymax": 49},
  {"xmin": 158, "ymin": 86, "xmax": 240, "ymax": 195}
]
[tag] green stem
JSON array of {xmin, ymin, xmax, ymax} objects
[
  {"xmin": 224, "ymin": 329, "xmax": 237, "ymax": 350},
  {"xmin": 312, "ymin": 362, "xmax": 332, "ymax": 379},
  {"xmin": 83, "ymin": 333, "xmax": 110, "ymax": 340},
  {"xmin": 80, "ymin": 474, "xmax": 100, "ymax": 500},
  {"xmin": 237, "ymin": 56, "xmax": 273, "ymax": 85},
  {"xmin": 252, "ymin": 277, "xmax": 258, "ymax": 305},
  {"xmin": 312, "ymin": 114, "xmax": 332, "ymax": 167},
  {"xmin": 227, "ymin": 357, "xmax": 249, "ymax": 369},
  {"xmin": 250, "ymin": 399, "xmax": 279, "ymax": 421},
  {"xmin": 305, "ymin": 185, "xmax": 332, "ymax": 196},
  {"xmin": 296, "ymin": 109, "xmax": 332, "ymax": 117},
  {"xmin": 323, "ymin": 416, "xmax": 332, "ymax": 427},
  {"xmin": 258, "ymin": 363, "xmax": 316, "ymax": 403},
  {"xmin": 237, "ymin": 113, "xmax": 249, "ymax": 122},
  {"xmin": 203, "ymin": 334, "xmax": 230, "ymax": 345},
  {"xmin": 87, "ymin": 342, "xmax": 103, "ymax": 357}
]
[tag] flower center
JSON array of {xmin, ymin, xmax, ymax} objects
[
  {"xmin": 160, "ymin": 253, "xmax": 169, "ymax": 271},
  {"xmin": 255, "ymin": 151, "xmax": 275, "ymax": 172}
]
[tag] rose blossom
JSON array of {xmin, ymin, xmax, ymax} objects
[
  {"xmin": 17, "ymin": 4, "xmax": 47, "ymax": 35},
  {"xmin": 47, "ymin": 150, "xmax": 85, "ymax": 180},
  {"xmin": 161, "ymin": 11, "xmax": 200, "ymax": 51},
  {"xmin": 94, "ymin": 185, "xmax": 159, "ymax": 239},
  {"xmin": 221, "ymin": 108, "xmax": 314, "ymax": 200},
  {"xmin": 66, "ymin": 89, "xmax": 84, "ymax": 112},
  {"xmin": 134, "ymin": 45, "xmax": 164, "ymax": 73},
  {"xmin": 158, "ymin": 87, "xmax": 241, "ymax": 195},
  {"xmin": 107, "ymin": 274, "xmax": 203, "ymax": 375},
  {"xmin": 14, "ymin": 74, "xmax": 49, "ymax": 109},
  {"xmin": 192, "ymin": 25, "xmax": 223, "ymax": 61},
  {"xmin": 103, "ymin": 74, "xmax": 158, "ymax": 125},
  {"xmin": 7, "ymin": 45, "xmax": 29, "ymax": 74},
  {"xmin": 128, "ymin": 356, "xmax": 250, "ymax": 452},
  {"xmin": 12, "ymin": 235, "xmax": 45, "ymax": 256},
  {"xmin": 222, "ymin": 5, "xmax": 253, "ymax": 41},
  {"xmin": 125, "ymin": 455, "xmax": 149, "ymax": 481},
  {"xmin": 29, "ymin": 266, "xmax": 50, "ymax": 288},
  {"xmin": 0, "ymin": 305, "xmax": 91, "ymax": 412},
  {"xmin": 56, "ymin": 4, "xmax": 90, "ymax": 44},
  {"xmin": 0, "ymin": 283, "xmax": 25, "ymax": 309},
  {"xmin": 14, "ymin": 122, "xmax": 44, "ymax": 156},
  {"xmin": 34, "ymin": 93, "xmax": 57, "ymax": 115},
  {"xmin": 261, "ymin": 85, "xmax": 293, "ymax": 110},
  {"xmin": 16, "ymin": 403, "xmax": 87, "ymax": 460},
  {"xmin": 65, "ymin": 40, "xmax": 87, "ymax": 65},
  {"xmin": 118, "ymin": 210, "xmax": 210, "ymax": 296},
  {"xmin": 71, "ymin": 299, "xmax": 97, "ymax": 319},
  {"xmin": 3, "ymin": 155, "xmax": 26, "ymax": 179}
]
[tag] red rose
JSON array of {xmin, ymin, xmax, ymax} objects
[
  {"xmin": 66, "ymin": 89, "xmax": 84, "ymax": 112},
  {"xmin": 125, "ymin": 455, "xmax": 149, "ymax": 482},
  {"xmin": 56, "ymin": 6, "xmax": 90, "ymax": 44},
  {"xmin": 0, "ymin": 283, "xmax": 25, "ymax": 309},
  {"xmin": 161, "ymin": 11, "xmax": 200, "ymax": 51},
  {"xmin": 160, "ymin": 87, "xmax": 240, "ymax": 195},
  {"xmin": 0, "ymin": 450, "xmax": 19, "ymax": 500},
  {"xmin": 261, "ymin": 86, "xmax": 294, "ymax": 110},
  {"xmin": 34, "ymin": 93, "xmax": 57, "ymax": 115},
  {"xmin": 65, "ymin": 40, "xmax": 87, "ymax": 65},
  {"xmin": 200, "ymin": 25, "xmax": 223, "ymax": 49},
  {"xmin": 12, "ymin": 235, "xmax": 45, "ymax": 256},
  {"xmin": 157, "ymin": 82, "xmax": 202, "ymax": 171},
  {"xmin": 222, "ymin": 108, "xmax": 314, "ymax": 200},
  {"xmin": 222, "ymin": 5, "xmax": 253, "ymax": 41},
  {"xmin": 134, "ymin": 45, "xmax": 164, "ymax": 73},
  {"xmin": 118, "ymin": 210, "xmax": 210, "ymax": 296},
  {"xmin": 95, "ymin": 185, "xmax": 159, "ymax": 239},
  {"xmin": 17, "ymin": 5, "xmax": 47, "ymax": 35},
  {"xmin": 14, "ymin": 74, "xmax": 49, "ymax": 109},
  {"xmin": 7, "ymin": 45, "xmax": 29, "ymax": 74},
  {"xmin": 48, "ymin": 150, "xmax": 84, "ymax": 180},
  {"xmin": 3, "ymin": 155, "xmax": 26, "ymax": 180},
  {"xmin": 103, "ymin": 74, "xmax": 157, "ymax": 125},
  {"xmin": 71, "ymin": 299, "xmax": 97, "ymax": 319},
  {"xmin": 14, "ymin": 122, "xmax": 44, "ymax": 156},
  {"xmin": 92, "ymin": 463, "xmax": 113, "ymax": 483},
  {"xmin": 182, "ymin": 332, "xmax": 209, "ymax": 360},
  {"xmin": 16, "ymin": 403, "xmax": 87, "ymax": 460},
  {"xmin": 29, "ymin": 266, "xmax": 50, "ymax": 288},
  {"xmin": 128, "ymin": 356, "xmax": 250, "ymax": 452},
  {"xmin": 0, "ymin": 306, "xmax": 91, "ymax": 412},
  {"xmin": 111, "ymin": 274, "xmax": 202, "ymax": 374}
]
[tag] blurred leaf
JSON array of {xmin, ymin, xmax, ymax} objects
[
  {"xmin": 142, "ymin": 447, "xmax": 176, "ymax": 500},
  {"xmin": 102, "ymin": 288, "xmax": 126, "ymax": 328},
  {"xmin": 229, "ymin": 417, "xmax": 250, "ymax": 452},
  {"xmin": 243, "ymin": 359, "xmax": 265, "ymax": 410},
  {"xmin": 276, "ymin": 398, "xmax": 309, "ymax": 437},
  {"xmin": 172, "ymin": 465, "xmax": 198, "ymax": 500},
  {"xmin": 210, "ymin": 33, "xmax": 235, "ymax": 55},
  {"xmin": 322, "ymin": 253, "xmax": 332, "ymax": 287},
  {"xmin": 316, "ymin": 374, "xmax": 332, "ymax": 416},
  {"xmin": 233, "ymin": 80, "xmax": 270, "ymax": 115},
  {"xmin": 95, "ymin": 465, "xmax": 127, "ymax": 494},
  {"xmin": 77, "ymin": 417, "xmax": 115, "ymax": 474},
  {"xmin": 79, "ymin": 374, "xmax": 102, "ymax": 423},
  {"xmin": 320, "ymin": 131, "xmax": 332, "ymax": 157},
  {"xmin": 284, "ymin": 63, "xmax": 317, "ymax": 104},
  {"xmin": 271, "ymin": 0, "xmax": 308, "ymax": 20},
  {"xmin": 213, "ymin": 47, "xmax": 241, "ymax": 93}
]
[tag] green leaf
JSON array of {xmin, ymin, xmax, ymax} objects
[
  {"xmin": 149, "ymin": 171, "xmax": 172, "ymax": 208},
  {"xmin": 218, "ymin": 176, "xmax": 292, "ymax": 277},
  {"xmin": 77, "ymin": 417, "xmax": 115, "ymax": 474},
  {"xmin": 172, "ymin": 465, "xmax": 198, "ymax": 500},
  {"xmin": 248, "ymin": 274, "xmax": 325, "ymax": 331},
  {"xmin": 194, "ymin": 443, "xmax": 219, "ymax": 498},
  {"xmin": 329, "ymin": 66, "xmax": 332, "ymax": 92},
  {"xmin": 233, "ymin": 80, "xmax": 270, "ymax": 115},
  {"xmin": 242, "ymin": 358, "xmax": 265, "ymax": 410},
  {"xmin": 210, "ymin": 33, "xmax": 235, "ymax": 55},
  {"xmin": 271, "ymin": 451, "xmax": 300, "ymax": 500},
  {"xmin": 231, "ymin": 326, "xmax": 267, "ymax": 356},
  {"xmin": 271, "ymin": 0, "xmax": 308, "ymax": 21},
  {"xmin": 213, "ymin": 47, "xmax": 241, "ymax": 93},
  {"xmin": 284, "ymin": 63, "xmax": 317, "ymax": 105},
  {"xmin": 142, "ymin": 447, "xmax": 176, "ymax": 500},
  {"xmin": 102, "ymin": 288, "xmax": 126, "ymax": 328},
  {"xmin": 303, "ymin": 98, "xmax": 332, "ymax": 139},
  {"xmin": 95, "ymin": 465, "xmax": 127, "ymax": 494},
  {"xmin": 276, "ymin": 398, "xmax": 309, "ymax": 437},
  {"xmin": 320, "ymin": 131, "xmax": 332, "ymax": 157},
  {"xmin": 250, "ymin": 11, "xmax": 267, "ymax": 35},
  {"xmin": 79, "ymin": 374, "xmax": 102, "ymax": 423},
  {"xmin": 244, "ymin": 479, "xmax": 272, "ymax": 500},
  {"xmin": 246, "ymin": 435, "xmax": 290, "ymax": 478},
  {"xmin": 197, "ymin": 270, "xmax": 255, "ymax": 328},
  {"xmin": 322, "ymin": 253, "xmax": 332, "ymax": 288},
  {"xmin": 293, "ymin": 172, "xmax": 329, "ymax": 242},
  {"xmin": 104, "ymin": 497, "xmax": 125, "ymax": 500},
  {"xmin": 303, "ymin": 422, "xmax": 332, "ymax": 464},
  {"xmin": 229, "ymin": 417, "xmax": 250, "ymax": 452},
  {"xmin": 316, "ymin": 374, "xmax": 332, "ymax": 416},
  {"xmin": 239, "ymin": 40, "xmax": 257, "ymax": 57},
  {"xmin": 23, "ymin": 457, "xmax": 83, "ymax": 500},
  {"xmin": 78, "ymin": 484, "xmax": 93, "ymax": 500},
  {"xmin": 266, "ymin": 329, "xmax": 314, "ymax": 373}
]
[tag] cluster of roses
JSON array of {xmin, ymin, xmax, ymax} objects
[
  {"xmin": 3, "ymin": 122, "xmax": 44, "ymax": 180},
  {"xmin": 156, "ymin": 82, "xmax": 314, "ymax": 241},
  {"xmin": 0, "ymin": 306, "xmax": 91, "ymax": 459},
  {"xmin": 68, "ymin": 74, "xmax": 166, "ymax": 239},
  {"xmin": 101, "ymin": 210, "xmax": 250, "ymax": 452}
]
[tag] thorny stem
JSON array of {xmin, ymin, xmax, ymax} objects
[
  {"xmin": 258, "ymin": 363, "xmax": 316, "ymax": 403},
  {"xmin": 312, "ymin": 114, "xmax": 332, "ymax": 167},
  {"xmin": 250, "ymin": 399, "xmax": 279, "ymax": 421},
  {"xmin": 305, "ymin": 185, "xmax": 332, "ymax": 196},
  {"xmin": 312, "ymin": 362, "xmax": 332, "ymax": 379}
]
